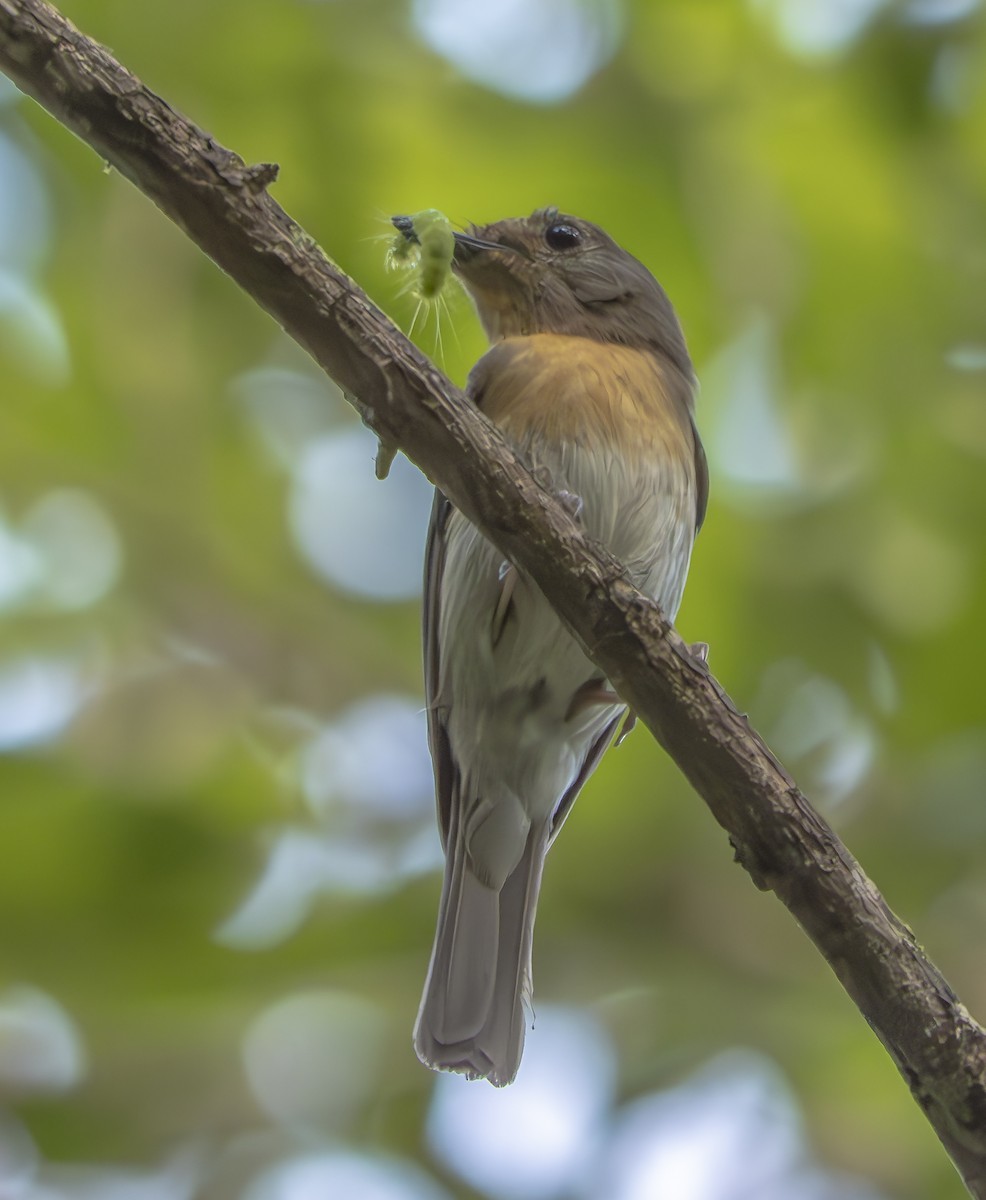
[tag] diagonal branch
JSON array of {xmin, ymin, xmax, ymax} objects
[{"xmin": 1, "ymin": 0, "xmax": 984, "ymax": 1189}]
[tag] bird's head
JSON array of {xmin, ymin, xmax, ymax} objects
[{"xmin": 451, "ymin": 207, "xmax": 691, "ymax": 375}]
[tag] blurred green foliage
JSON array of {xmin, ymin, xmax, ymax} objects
[{"xmin": 0, "ymin": 0, "xmax": 985, "ymax": 1197}]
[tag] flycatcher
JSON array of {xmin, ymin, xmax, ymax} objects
[{"xmin": 411, "ymin": 208, "xmax": 707, "ymax": 1086}]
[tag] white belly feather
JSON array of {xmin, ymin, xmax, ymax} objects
[{"xmin": 437, "ymin": 435, "xmax": 695, "ymax": 855}]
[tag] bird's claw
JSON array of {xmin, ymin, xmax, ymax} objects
[
  {"xmin": 557, "ymin": 490, "xmax": 584, "ymax": 521},
  {"xmin": 615, "ymin": 708, "xmax": 637, "ymax": 745},
  {"xmin": 492, "ymin": 563, "xmax": 518, "ymax": 647}
]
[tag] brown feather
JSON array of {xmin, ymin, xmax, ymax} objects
[{"xmin": 471, "ymin": 333, "xmax": 697, "ymax": 471}]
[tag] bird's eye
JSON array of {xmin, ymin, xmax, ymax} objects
[{"xmin": 544, "ymin": 222, "xmax": 582, "ymax": 251}]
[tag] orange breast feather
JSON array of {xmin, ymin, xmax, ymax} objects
[{"xmin": 472, "ymin": 334, "xmax": 696, "ymax": 469}]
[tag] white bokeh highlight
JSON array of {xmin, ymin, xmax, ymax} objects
[
  {"xmin": 905, "ymin": 0, "xmax": 981, "ymax": 24},
  {"xmin": 0, "ymin": 132, "xmax": 50, "ymax": 271},
  {"xmin": 0, "ymin": 504, "xmax": 44, "ymax": 609},
  {"xmin": 704, "ymin": 316, "xmax": 801, "ymax": 492},
  {"xmin": 0, "ymin": 269, "xmax": 70, "ymax": 387},
  {"xmin": 0, "ymin": 1111, "xmax": 41, "ymax": 1194},
  {"xmin": 231, "ymin": 366, "xmax": 346, "ymax": 470},
  {"xmin": 243, "ymin": 991, "xmax": 388, "ymax": 1133},
  {"xmin": 759, "ymin": 660, "xmax": 876, "ymax": 806},
  {"xmin": 412, "ymin": 0, "xmax": 623, "ymax": 104},
  {"xmin": 0, "ymin": 986, "xmax": 86, "ymax": 1095},
  {"xmin": 22, "ymin": 490, "xmax": 122, "ymax": 610},
  {"xmin": 427, "ymin": 1006, "xmax": 616, "ymax": 1200},
  {"xmin": 0, "ymin": 656, "xmax": 87, "ymax": 752},
  {"xmin": 748, "ymin": 0, "xmax": 888, "ymax": 57},
  {"xmin": 242, "ymin": 1151, "xmax": 451, "ymax": 1200},
  {"xmin": 946, "ymin": 343, "xmax": 986, "ymax": 372},
  {"xmin": 0, "ymin": 489, "xmax": 121, "ymax": 614},
  {"xmin": 301, "ymin": 695, "xmax": 435, "ymax": 823},
  {"xmin": 588, "ymin": 1049, "xmax": 885, "ymax": 1200},
  {"xmin": 217, "ymin": 695, "xmax": 440, "ymax": 949},
  {"xmin": 290, "ymin": 425, "xmax": 432, "ymax": 601},
  {"xmin": 0, "ymin": 130, "xmax": 68, "ymax": 388},
  {"xmin": 23, "ymin": 1147, "xmax": 203, "ymax": 1200},
  {"xmin": 703, "ymin": 316, "xmax": 872, "ymax": 506}
]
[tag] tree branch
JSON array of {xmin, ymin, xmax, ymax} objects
[{"xmin": 1, "ymin": 0, "xmax": 984, "ymax": 1189}]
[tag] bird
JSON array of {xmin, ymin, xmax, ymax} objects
[{"xmin": 409, "ymin": 207, "xmax": 707, "ymax": 1086}]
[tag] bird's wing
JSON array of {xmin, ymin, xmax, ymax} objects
[
  {"xmin": 691, "ymin": 415, "xmax": 709, "ymax": 532},
  {"xmin": 422, "ymin": 360, "xmax": 503, "ymax": 853},
  {"xmin": 422, "ymin": 488, "xmax": 458, "ymax": 852},
  {"xmin": 548, "ymin": 711, "xmax": 622, "ymax": 845}
]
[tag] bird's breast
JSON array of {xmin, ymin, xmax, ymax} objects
[
  {"xmin": 464, "ymin": 333, "xmax": 699, "ymax": 607},
  {"xmin": 472, "ymin": 333, "xmax": 697, "ymax": 471}
]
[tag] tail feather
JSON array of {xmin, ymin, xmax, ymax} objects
[
  {"xmin": 414, "ymin": 825, "xmax": 548, "ymax": 1086},
  {"xmin": 432, "ymin": 861, "xmax": 498, "ymax": 1044}
]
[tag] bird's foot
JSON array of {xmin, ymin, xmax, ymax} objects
[
  {"xmin": 557, "ymin": 489, "xmax": 584, "ymax": 521},
  {"xmin": 615, "ymin": 708, "xmax": 637, "ymax": 745},
  {"xmin": 491, "ymin": 563, "xmax": 517, "ymax": 647},
  {"xmin": 529, "ymin": 462, "xmax": 583, "ymax": 522}
]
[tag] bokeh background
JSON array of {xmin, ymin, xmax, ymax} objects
[{"xmin": 1, "ymin": 0, "xmax": 985, "ymax": 1196}]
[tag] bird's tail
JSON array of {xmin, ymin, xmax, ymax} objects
[{"xmin": 413, "ymin": 821, "xmax": 548, "ymax": 1087}]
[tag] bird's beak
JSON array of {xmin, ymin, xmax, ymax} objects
[
  {"xmin": 452, "ymin": 231, "xmax": 503, "ymax": 254},
  {"xmin": 453, "ymin": 229, "xmax": 531, "ymax": 271},
  {"xmin": 390, "ymin": 216, "xmax": 526, "ymax": 266}
]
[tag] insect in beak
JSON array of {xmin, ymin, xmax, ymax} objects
[{"xmin": 390, "ymin": 218, "xmax": 499, "ymax": 252}]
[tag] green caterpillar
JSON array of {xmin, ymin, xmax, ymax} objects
[
  {"xmin": 389, "ymin": 209, "xmax": 455, "ymax": 300},
  {"xmin": 375, "ymin": 209, "xmax": 457, "ymax": 479}
]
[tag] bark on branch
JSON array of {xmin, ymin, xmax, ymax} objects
[{"xmin": 1, "ymin": 0, "xmax": 984, "ymax": 1189}]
